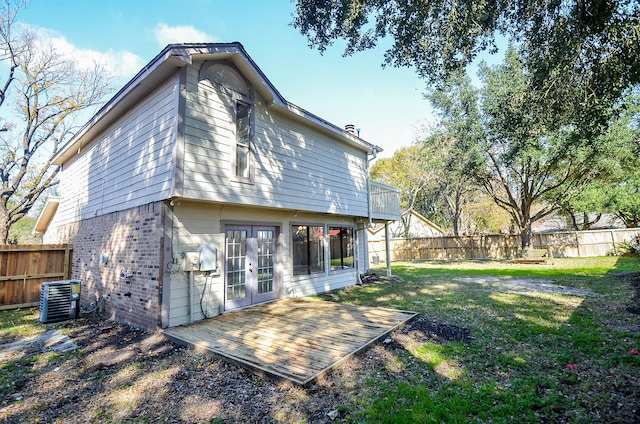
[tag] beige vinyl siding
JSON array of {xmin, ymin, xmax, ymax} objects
[
  {"xmin": 289, "ymin": 271, "xmax": 358, "ymax": 298},
  {"xmin": 166, "ymin": 202, "xmax": 363, "ymax": 327},
  {"xmin": 181, "ymin": 63, "xmax": 370, "ymax": 217},
  {"xmin": 168, "ymin": 203, "xmax": 224, "ymax": 327},
  {"xmin": 54, "ymin": 76, "xmax": 179, "ymax": 225},
  {"xmin": 255, "ymin": 108, "xmax": 369, "ymax": 214}
]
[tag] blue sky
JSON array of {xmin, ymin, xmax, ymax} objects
[{"xmin": 19, "ymin": 0, "xmax": 436, "ymax": 158}]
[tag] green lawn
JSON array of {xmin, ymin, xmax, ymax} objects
[
  {"xmin": 1, "ymin": 257, "xmax": 638, "ymax": 423},
  {"xmin": 321, "ymin": 256, "xmax": 640, "ymax": 423}
]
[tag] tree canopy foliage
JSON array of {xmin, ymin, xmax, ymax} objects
[
  {"xmin": 471, "ymin": 49, "xmax": 612, "ymax": 247},
  {"xmin": 407, "ymin": 49, "xmax": 638, "ymax": 247},
  {"xmin": 0, "ymin": 0, "xmax": 111, "ymax": 243},
  {"xmin": 424, "ymin": 70, "xmax": 484, "ymax": 235},
  {"xmin": 560, "ymin": 92, "xmax": 640, "ymax": 229},
  {"xmin": 295, "ymin": 1, "xmax": 640, "ymax": 243},
  {"xmin": 293, "ymin": 0, "xmax": 639, "ymax": 135}
]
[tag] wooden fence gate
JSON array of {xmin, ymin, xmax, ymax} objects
[{"xmin": 0, "ymin": 244, "xmax": 73, "ymax": 310}]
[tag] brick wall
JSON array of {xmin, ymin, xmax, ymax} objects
[{"xmin": 48, "ymin": 201, "xmax": 165, "ymax": 330}]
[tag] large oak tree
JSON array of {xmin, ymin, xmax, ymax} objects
[{"xmin": 429, "ymin": 49, "xmax": 631, "ymax": 247}]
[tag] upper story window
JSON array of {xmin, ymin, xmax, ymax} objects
[
  {"xmin": 200, "ymin": 61, "xmax": 254, "ymax": 181},
  {"xmin": 235, "ymin": 100, "xmax": 250, "ymax": 179},
  {"xmin": 202, "ymin": 62, "xmax": 250, "ymax": 97}
]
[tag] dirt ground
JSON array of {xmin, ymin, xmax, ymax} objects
[
  {"xmin": 1, "ymin": 272, "xmax": 638, "ymax": 423},
  {"xmin": 0, "ymin": 306, "xmax": 471, "ymax": 423}
]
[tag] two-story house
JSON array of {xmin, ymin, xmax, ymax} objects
[{"xmin": 37, "ymin": 43, "xmax": 400, "ymax": 330}]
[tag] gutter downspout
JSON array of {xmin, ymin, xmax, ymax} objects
[
  {"xmin": 366, "ymin": 148, "xmax": 378, "ymax": 228},
  {"xmin": 188, "ymin": 270, "xmax": 194, "ymax": 323},
  {"xmin": 364, "ymin": 147, "xmax": 379, "ymax": 277},
  {"xmin": 355, "ymin": 218, "xmax": 364, "ymax": 285}
]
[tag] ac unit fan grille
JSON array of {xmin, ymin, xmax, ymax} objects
[{"xmin": 39, "ymin": 280, "xmax": 80, "ymax": 324}]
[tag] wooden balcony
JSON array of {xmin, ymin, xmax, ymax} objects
[{"xmin": 370, "ymin": 180, "xmax": 401, "ymax": 221}]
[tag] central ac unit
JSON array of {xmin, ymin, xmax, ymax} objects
[{"xmin": 39, "ymin": 280, "xmax": 81, "ymax": 324}]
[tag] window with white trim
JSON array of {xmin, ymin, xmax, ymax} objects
[
  {"xmin": 292, "ymin": 225, "xmax": 325, "ymax": 275},
  {"xmin": 234, "ymin": 100, "xmax": 251, "ymax": 179},
  {"xmin": 329, "ymin": 226, "xmax": 354, "ymax": 270}
]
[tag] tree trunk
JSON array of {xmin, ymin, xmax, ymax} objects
[
  {"xmin": 0, "ymin": 206, "xmax": 10, "ymax": 244},
  {"xmin": 452, "ymin": 214, "xmax": 460, "ymax": 236},
  {"xmin": 520, "ymin": 222, "xmax": 533, "ymax": 249}
]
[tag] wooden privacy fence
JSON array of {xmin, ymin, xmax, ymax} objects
[
  {"xmin": 0, "ymin": 244, "xmax": 73, "ymax": 310},
  {"xmin": 369, "ymin": 228, "xmax": 640, "ymax": 263}
]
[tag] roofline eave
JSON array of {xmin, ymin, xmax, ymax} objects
[{"xmin": 53, "ymin": 42, "xmax": 382, "ymax": 165}]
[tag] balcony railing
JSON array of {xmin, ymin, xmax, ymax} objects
[{"xmin": 370, "ymin": 180, "xmax": 401, "ymax": 221}]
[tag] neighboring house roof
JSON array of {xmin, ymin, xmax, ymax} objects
[
  {"xmin": 533, "ymin": 212, "xmax": 626, "ymax": 233},
  {"xmin": 53, "ymin": 42, "xmax": 382, "ymax": 166},
  {"xmin": 404, "ymin": 209, "xmax": 445, "ymax": 235},
  {"xmin": 368, "ymin": 209, "xmax": 444, "ymax": 237},
  {"xmin": 33, "ymin": 197, "xmax": 59, "ymax": 234}
]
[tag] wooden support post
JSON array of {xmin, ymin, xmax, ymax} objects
[{"xmin": 384, "ymin": 222, "xmax": 392, "ymax": 277}]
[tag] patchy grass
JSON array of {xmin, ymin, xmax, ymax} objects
[
  {"xmin": 0, "ymin": 256, "xmax": 638, "ymax": 423},
  {"xmin": 0, "ymin": 308, "xmax": 41, "ymax": 343},
  {"xmin": 323, "ymin": 256, "xmax": 640, "ymax": 423}
]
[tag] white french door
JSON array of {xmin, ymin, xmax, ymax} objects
[{"xmin": 224, "ymin": 225, "xmax": 278, "ymax": 311}]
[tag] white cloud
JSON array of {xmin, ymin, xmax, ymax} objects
[
  {"xmin": 21, "ymin": 23, "xmax": 145, "ymax": 82},
  {"xmin": 153, "ymin": 22, "xmax": 218, "ymax": 47},
  {"xmin": 103, "ymin": 50, "xmax": 146, "ymax": 80}
]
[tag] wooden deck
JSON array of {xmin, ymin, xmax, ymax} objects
[{"xmin": 163, "ymin": 298, "xmax": 417, "ymax": 386}]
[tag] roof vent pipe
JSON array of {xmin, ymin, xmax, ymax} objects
[{"xmin": 345, "ymin": 124, "xmax": 355, "ymax": 134}]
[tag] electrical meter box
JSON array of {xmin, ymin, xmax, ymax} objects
[
  {"xmin": 199, "ymin": 243, "xmax": 218, "ymax": 272},
  {"xmin": 183, "ymin": 252, "xmax": 200, "ymax": 272}
]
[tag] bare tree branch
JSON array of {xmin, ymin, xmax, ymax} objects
[{"xmin": 0, "ymin": 0, "xmax": 112, "ymax": 243}]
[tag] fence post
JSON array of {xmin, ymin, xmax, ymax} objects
[
  {"xmin": 410, "ymin": 236, "xmax": 415, "ymax": 261},
  {"xmin": 64, "ymin": 245, "xmax": 72, "ymax": 279},
  {"xmin": 575, "ymin": 231, "xmax": 581, "ymax": 257}
]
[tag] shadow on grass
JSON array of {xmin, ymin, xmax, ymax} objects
[{"xmin": 339, "ymin": 256, "xmax": 640, "ymax": 423}]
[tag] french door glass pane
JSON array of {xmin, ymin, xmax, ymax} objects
[
  {"xmin": 226, "ymin": 229, "xmax": 247, "ymax": 300},
  {"xmin": 256, "ymin": 230, "xmax": 274, "ymax": 294}
]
